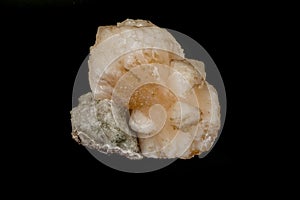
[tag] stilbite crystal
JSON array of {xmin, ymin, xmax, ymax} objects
[{"xmin": 71, "ymin": 19, "xmax": 221, "ymax": 159}]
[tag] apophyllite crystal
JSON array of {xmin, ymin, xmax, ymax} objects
[{"xmin": 71, "ymin": 19, "xmax": 221, "ymax": 159}]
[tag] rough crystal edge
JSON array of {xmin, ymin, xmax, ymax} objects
[{"xmin": 72, "ymin": 129, "xmax": 143, "ymax": 160}]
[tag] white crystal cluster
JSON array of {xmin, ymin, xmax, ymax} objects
[{"xmin": 71, "ymin": 19, "xmax": 221, "ymax": 159}]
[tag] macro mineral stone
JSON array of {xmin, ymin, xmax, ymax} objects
[{"xmin": 71, "ymin": 19, "xmax": 221, "ymax": 159}]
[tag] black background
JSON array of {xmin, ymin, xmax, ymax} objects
[{"xmin": 1, "ymin": 1, "xmax": 254, "ymax": 184}]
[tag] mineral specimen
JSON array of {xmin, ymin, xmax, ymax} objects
[{"xmin": 71, "ymin": 19, "xmax": 221, "ymax": 159}]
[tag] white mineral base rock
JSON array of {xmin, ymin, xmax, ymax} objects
[
  {"xmin": 71, "ymin": 92, "xmax": 142, "ymax": 159},
  {"xmin": 71, "ymin": 19, "xmax": 221, "ymax": 159}
]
